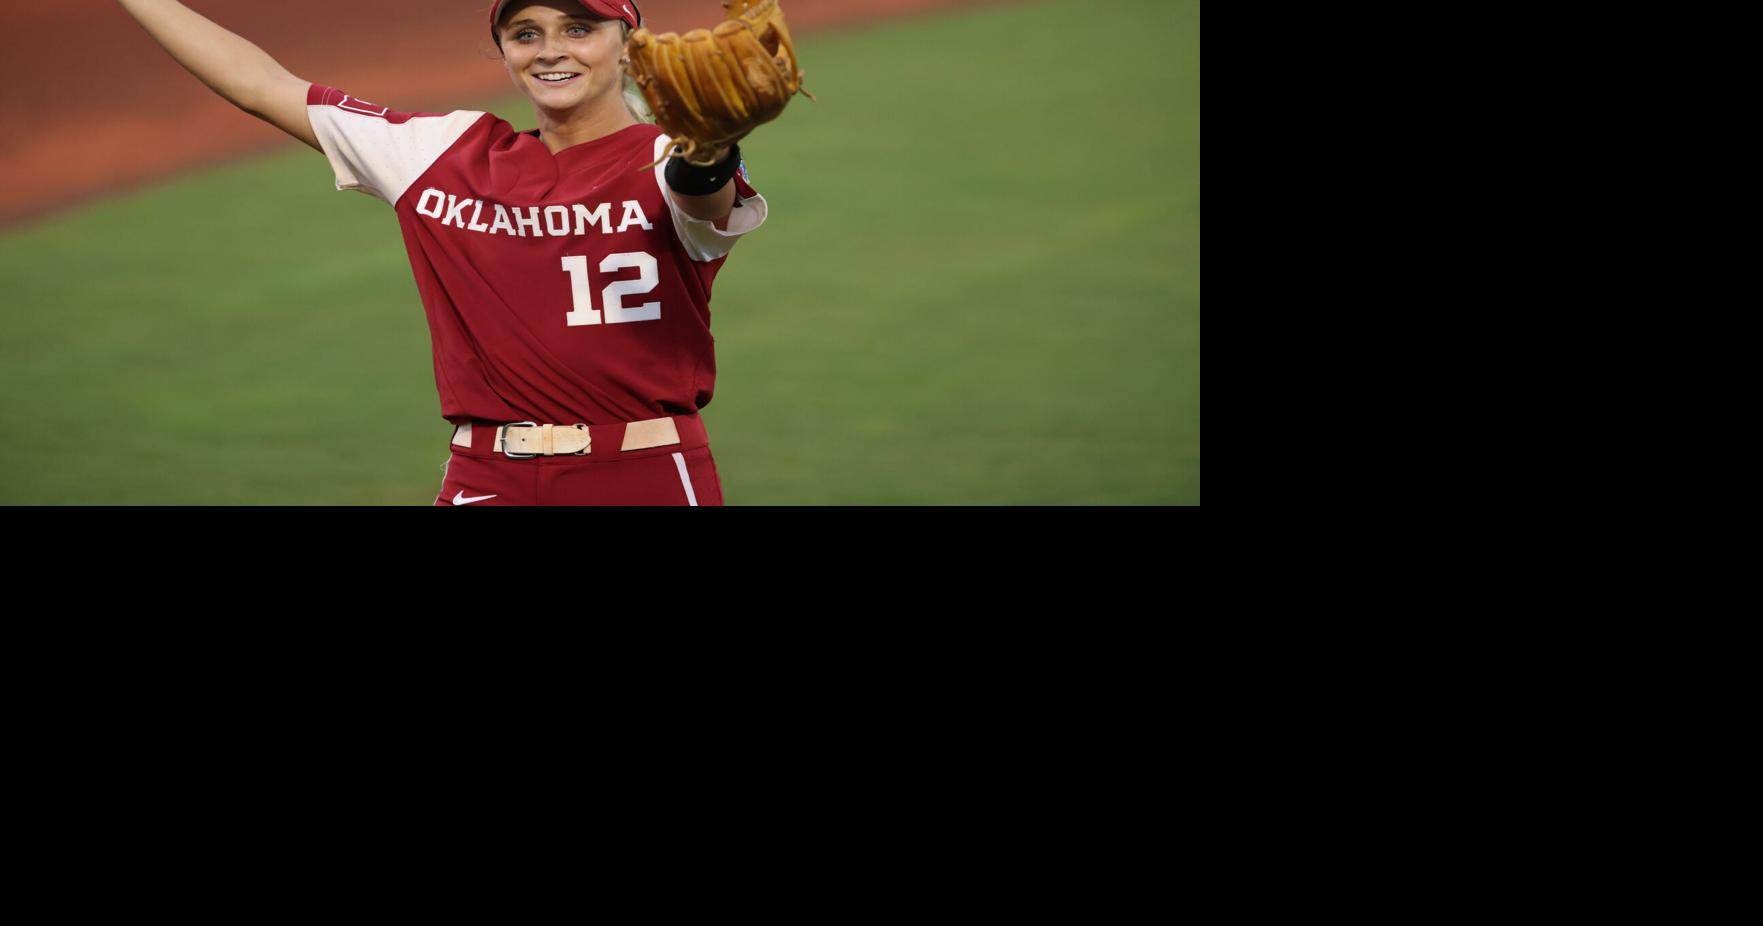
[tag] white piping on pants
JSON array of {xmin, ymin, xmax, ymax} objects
[{"xmin": 672, "ymin": 452, "xmax": 699, "ymax": 506}]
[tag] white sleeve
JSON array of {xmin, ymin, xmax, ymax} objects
[
  {"xmin": 305, "ymin": 84, "xmax": 482, "ymax": 207},
  {"xmin": 652, "ymin": 133, "xmax": 770, "ymax": 263}
]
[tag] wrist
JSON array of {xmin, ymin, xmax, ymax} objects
[{"xmin": 666, "ymin": 143, "xmax": 740, "ymax": 196}]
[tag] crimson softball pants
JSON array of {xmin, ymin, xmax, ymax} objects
[{"xmin": 433, "ymin": 412, "xmax": 724, "ymax": 506}]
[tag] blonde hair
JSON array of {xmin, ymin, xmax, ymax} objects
[{"xmin": 618, "ymin": 21, "xmax": 654, "ymax": 124}]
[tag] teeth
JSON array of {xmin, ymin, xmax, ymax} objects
[{"xmin": 537, "ymin": 73, "xmax": 577, "ymax": 81}]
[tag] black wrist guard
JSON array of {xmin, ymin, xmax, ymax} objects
[{"xmin": 666, "ymin": 144, "xmax": 741, "ymax": 196}]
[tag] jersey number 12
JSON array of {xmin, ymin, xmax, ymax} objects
[{"xmin": 561, "ymin": 252, "xmax": 660, "ymax": 326}]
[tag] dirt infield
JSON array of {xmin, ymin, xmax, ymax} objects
[{"xmin": 0, "ymin": 0, "xmax": 1009, "ymax": 231}]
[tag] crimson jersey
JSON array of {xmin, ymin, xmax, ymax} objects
[{"xmin": 303, "ymin": 83, "xmax": 767, "ymax": 427}]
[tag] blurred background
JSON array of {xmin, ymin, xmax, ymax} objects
[{"xmin": 0, "ymin": 0, "xmax": 1199, "ymax": 504}]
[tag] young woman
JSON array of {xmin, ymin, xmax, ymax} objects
[{"xmin": 116, "ymin": 0, "xmax": 768, "ymax": 505}]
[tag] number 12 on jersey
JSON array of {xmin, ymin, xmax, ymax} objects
[{"xmin": 562, "ymin": 252, "xmax": 660, "ymax": 326}]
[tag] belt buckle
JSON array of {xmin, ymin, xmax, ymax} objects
[
  {"xmin": 501, "ymin": 421, "xmax": 591, "ymax": 458},
  {"xmin": 501, "ymin": 421, "xmax": 539, "ymax": 459}
]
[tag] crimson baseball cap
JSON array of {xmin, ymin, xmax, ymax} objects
[{"xmin": 490, "ymin": 0, "xmax": 642, "ymax": 38}]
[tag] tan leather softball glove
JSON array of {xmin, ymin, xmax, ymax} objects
[{"xmin": 625, "ymin": 0, "xmax": 815, "ymax": 167}]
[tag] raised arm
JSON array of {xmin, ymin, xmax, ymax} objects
[{"xmin": 115, "ymin": 0, "xmax": 319, "ymax": 151}]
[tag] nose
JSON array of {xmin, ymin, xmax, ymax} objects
[{"xmin": 540, "ymin": 33, "xmax": 573, "ymax": 61}]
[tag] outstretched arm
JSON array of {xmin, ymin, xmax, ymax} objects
[{"xmin": 115, "ymin": 0, "xmax": 319, "ymax": 151}]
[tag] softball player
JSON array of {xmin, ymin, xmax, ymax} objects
[{"xmin": 116, "ymin": 0, "xmax": 768, "ymax": 505}]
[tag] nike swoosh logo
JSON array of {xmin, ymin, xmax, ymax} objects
[{"xmin": 453, "ymin": 491, "xmax": 498, "ymax": 506}]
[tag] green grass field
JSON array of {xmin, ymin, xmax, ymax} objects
[{"xmin": 0, "ymin": 0, "xmax": 1198, "ymax": 505}]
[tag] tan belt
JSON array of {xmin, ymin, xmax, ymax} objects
[{"xmin": 454, "ymin": 416, "xmax": 682, "ymax": 459}]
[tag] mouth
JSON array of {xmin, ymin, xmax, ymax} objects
[{"xmin": 532, "ymin": 71, "xmax": 583, "ymax": 87}]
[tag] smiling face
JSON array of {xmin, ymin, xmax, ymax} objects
[{"xmin": 496, "ymin": 0, "xmax": 627, "ymax": 112}]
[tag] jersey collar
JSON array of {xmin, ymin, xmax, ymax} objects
[{"xmin": 524, "ymin": 124, "xmax": 652, "ymax": 164}]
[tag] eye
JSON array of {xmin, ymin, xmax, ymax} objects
[{"xmin": 514, "ymin": 25, "xmax": 588, "ymax": 41}]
